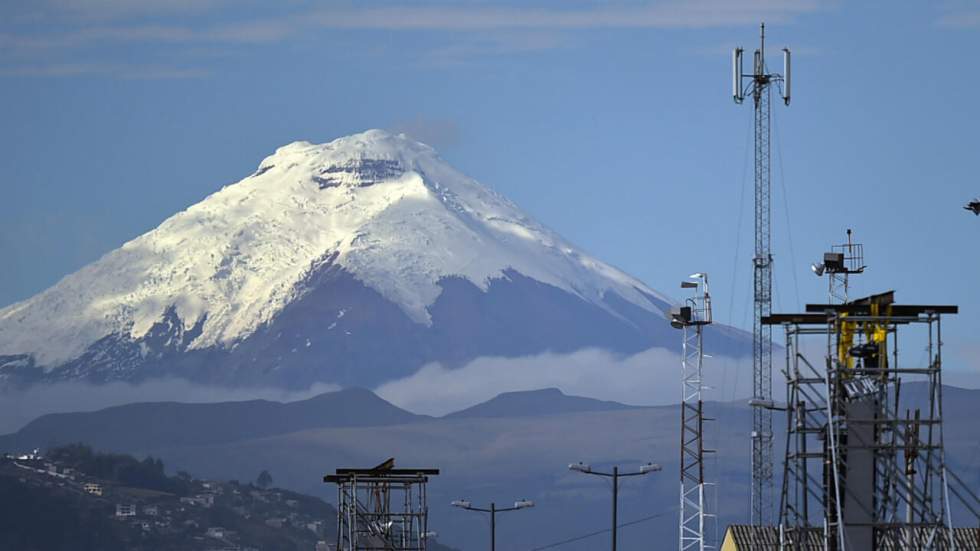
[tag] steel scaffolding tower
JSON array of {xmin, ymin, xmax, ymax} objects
[
  {"xmin": 769, "ymin": 289, "xmax": 980, "ymax": 550},
  {"xmin": 325, "ymin": 458, "xmax": 439, "ymax": 551},
  {"xmin": 733, "ymin": 22, "xmax": 791, "ymax": 526},
  {"xmin": 671, "ymin": 273, "xmax": 714, "ymax": 551}
]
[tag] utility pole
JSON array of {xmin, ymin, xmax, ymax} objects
[
  {"xmin": 670, "ymin": 273, "xmax": 714, "ymax": 550},
  {"xmin": 451, "ymin": 498, "xmax": 534, "ymax": 551},
  {"xmin": 491, "ymin": 503, "xmax": 495, "ymax": 551},
  {"xmin": 733, "ymin": 22, "xmax": 791, "ymax": 527},
  {"xmin": 612, "ymin": 467, "xmax": 618, "ymax": 551},
  {"xmin": 568, "ymin": 462, "xmax": 661, "ymax": 550}
]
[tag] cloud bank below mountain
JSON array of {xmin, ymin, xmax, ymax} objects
[{"xmin": 375, "ymin": 346, "xmax": 755, "ymax": 416}]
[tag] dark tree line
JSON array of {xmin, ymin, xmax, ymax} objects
[{"xmin": 47, "ymin": 443, "xmax": 190, "ymax": 495}]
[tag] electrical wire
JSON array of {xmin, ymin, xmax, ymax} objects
[
  {"xmin": 728, "ymin": 124, "xmax": 752, "ymax": 328},
  {"xmin": 526, "ymin": 508, "xmax": 678, "ymax": 550},
  {"xmin": 725, "ymin": 122, "xmax": 753, "ymax": 408},
  {"xmin": 773, "ymin": 106, "xmax": 801, "ymax": 310},
  {"xmin": 713, "ymin": 115, "xmax": 752, "ymax": 548}
]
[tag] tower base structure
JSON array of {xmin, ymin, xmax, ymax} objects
[
  {"xmin": 763, "ymin": 291, "xmax": 980, "ymax": 550},
  {"xmin": 325, "ymin": 458, "xmax": 438, "ymax": 551}
]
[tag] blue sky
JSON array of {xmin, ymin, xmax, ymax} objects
[{"xmin": 2, "ymin": 0, "xmax": 979, "ymax": 382}]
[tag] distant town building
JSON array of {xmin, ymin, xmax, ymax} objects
[
  {"xmin": 179, "ymin": 494, "xmax": 216, "ymax": 507},
  {"xmin": 16, "ymin": 449, "xmax": 41, "ymax": 461},
  {"xmin": 83, "ymin": 483, "xmax": 103, "ymax": 496},
  {"xmin": 264, "ymin": 517, "xmax": 285, "ymax": 529},
  {"xmin": 306, "ymin": 520, "xmax": 324, "ymax": 535},
  {"xmin": 142, "ymin": 505, "xmax": 159, "ymax": 516},
  {"xmin": 206, "ymin": 526, "xmax": 225, "ymax": 539},
  {"xmin": 115, "ymin": 504, "xmax": 136, "ymax": 517},
  {"xmin": 315, "ymin": 541, "xmax": 332, "ymax": 551}
]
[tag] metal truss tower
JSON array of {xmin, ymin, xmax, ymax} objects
[
  {"xmin": 810, "ymin": 229, "xmax": 864, "ymax": 305},
  {"xmin": 769, "ymin": 275, "xmax": 980, "ymax": 549},
  {"xmin": 325, "ymin": 458, "xmax": 439, "ymax": 551},
  {"xmin": 733, "ymin": 22, "xmax": 791, "ymax": 526},
  {"xmin": 671, "ymin": 273, "xmax": 714, "ymax": 551}
]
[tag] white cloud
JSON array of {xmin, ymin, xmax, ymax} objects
[
  {"xmin": 936, "ymin": 11, "xmax": 980, "ymax": 29},
  {"xmin": 0, "ymin": 0, "xmax": 830, "ymax": 77},
  {"xmin": 0, "ymin": 62, "xmax": 208, "ymax": 79},
  {"xmin": 1, "ymin": 1, "xmax": 827, "ymax": 52},
  {"xmin": 305, "ymin": 1, "xmax": 823, "ymax": 31},
  {"xmin": 391, "ymin": 116, "xmax": 462, "ymax": 149},
  {"xmin": 375, "ymin": 346, "xmax": 755, "ymax": 416}
]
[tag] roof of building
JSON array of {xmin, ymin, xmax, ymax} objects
[
  {"xmin": 723, "ymin": 525, "xmax": 980, "ymax": 551},
  {"xmin": 723, "ymin": 525, "xmax": 822, "ymax": 550}
]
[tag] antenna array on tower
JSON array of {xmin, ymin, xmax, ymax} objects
[{"xmin": 732, "ymin": 22, "xmax": 792, "ymax": 527}]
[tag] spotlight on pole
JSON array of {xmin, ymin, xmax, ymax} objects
[{"xmin": 640, "ymin": 462, "xmax": 663, "ymax": 474}]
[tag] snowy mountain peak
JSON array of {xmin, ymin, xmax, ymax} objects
[
  {"xmin": 260, "ymin": 130, "xmax": 433, "ymax": 179},
  {"xmin": 0, "ymin": 130, "xmax": 671, "ymax": 374}
]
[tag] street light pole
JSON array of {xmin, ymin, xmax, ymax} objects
[
  {"xmin": 451, "ymin": 498, "xmax": 534, "ymax": 551},
  {"xmin": 490, "ymin": 502, "xmax": 495, "ymax": 551},
  {"xmin": 568, "ymin": 462, "xmax": 661, "ymax": 551},
  {"xmin": 612, "ymin": 466, "xmax": 618, "ymax": 551}
]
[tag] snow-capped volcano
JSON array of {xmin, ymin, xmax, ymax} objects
[{"xmin": 0, "ymin": 130, "xmax": 745, "ymax": 388}]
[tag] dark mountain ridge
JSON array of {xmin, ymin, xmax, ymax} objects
[
  {"xmin": 445, "ymin": 387, "xmax": 639, "ymax": 419},
  {"xmin": 0, "ymin": 387, "xmax": 424, "ymax": 454}
]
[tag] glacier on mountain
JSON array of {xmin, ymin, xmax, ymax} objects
[{"xmin": 0, "ymin": 130, "xmax": 674, "ymax": 377}]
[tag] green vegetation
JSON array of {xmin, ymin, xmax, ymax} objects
[
  {"xmin": 256, "ymin": 469, "xmax": 273, "ymax": 489},
  {"xmin": 47, "ymin": 443, "xmax": 189, "ymax": 496}
]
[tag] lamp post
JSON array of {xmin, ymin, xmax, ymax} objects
[
  {"xmin": 568, "ymin": 462, "xmax": 661, "ymax": 551},
  {"xmin": 450, "ymin": 498, "xmax": 534, "ymax": 551}
]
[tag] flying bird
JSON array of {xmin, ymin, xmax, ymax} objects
[{"xmin": 965, "ymin": 198, "xmax": 980, "ymax": 216}]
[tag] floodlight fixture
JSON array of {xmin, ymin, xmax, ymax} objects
[
  {"xmin": 451, "ymin": 500, "xmax": 471, "ymax": 509},
  {"xmin": 670, "ymin": 306, "xmax": 693, "ymax": 329},
  {"xmin": 639, "ymin": 463, "xmax": 663, "ymax": 474},
  {"xmin": 811, "ymin": 263, "xmax": 825, "ymax": 277},
  {"xmin": 568, "ymin": 462, "xmax": 592, "ymax": 474},
  {"xmin": 513, "ymin": 499, "xmax": 534, "ymax": 509}
]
